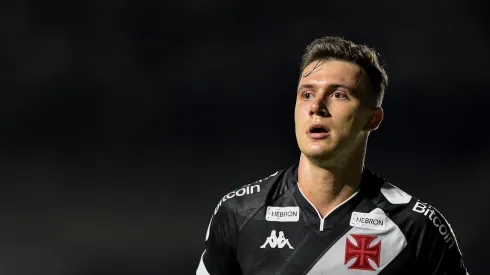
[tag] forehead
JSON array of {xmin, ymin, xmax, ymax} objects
[{"xmin": 299, "ymin": 60, "xmax": 365, "ymax": 89}]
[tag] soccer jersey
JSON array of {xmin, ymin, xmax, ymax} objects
[{"xmin": 196, "ymin": 163, "xmax": 469, "ymax": 275}]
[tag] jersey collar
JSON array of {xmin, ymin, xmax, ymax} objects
[{"xmin": 287, "ymin": 164, "xmax": 383, "ymax": 232}]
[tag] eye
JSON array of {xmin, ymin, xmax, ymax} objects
[
  {"xmin": 332, "ymin": 91, "xmax": 347, "ymax": 99},
  {"xmin": 303, "ymin": 92, "xmax": 313, "ymax": 100}
]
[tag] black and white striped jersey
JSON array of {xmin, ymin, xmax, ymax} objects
[{"xmin": 196, "ymin": 163, "xmax": 469, "ymax": 275}]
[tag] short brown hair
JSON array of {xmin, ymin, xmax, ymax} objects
[{"xmin": 300, "ymin": 36, "xmax": 388, "ymax": 107}]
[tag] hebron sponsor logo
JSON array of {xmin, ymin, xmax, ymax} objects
[
  {"xmin": 269, "ymin": 210, "xmax": 298, "ymax": 218},
  {"xmin": 356, "ymin": 217, "xmax": 383, "ymax": 225},
  {"xmin": 349, "ymin": 211, "xmax": 386, "ymax": 231},
  {"xmin": 412, "ymin": 201, "xmax": 455, "ymax": 249},
  {"xmin": 265, "ymin": 206, "xmax": 300, "ymax": 222}
]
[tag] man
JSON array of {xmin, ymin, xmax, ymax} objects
[{"xmin": 196, "ymin": 37, "xmax": 469, "ymax": 275}]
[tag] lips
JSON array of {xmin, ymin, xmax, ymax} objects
[{"xmin": 307, "ymin": 123, "xmax": 330, "ymax": 139}]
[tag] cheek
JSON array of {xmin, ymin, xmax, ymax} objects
[
  {"xmin": 330, "ymin": 107, "xmax": 361, "ymax": 131},
  {"xmin": 294, "ymin": 103, "xmax": 310, "ymax": 136},
  {"xmin": 342, "ymin": 113, "xmax": 365, "ymax": 132},
  {"xmin": 294, "ymin": 102, "xmax": 308, "ymax": 121},
  {"xmin": 298, "ymin": 101, "xmax": 312, "ymax": 113}
]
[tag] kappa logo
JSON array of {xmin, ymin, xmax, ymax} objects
[
  {"xmin": 260, "ymin": 230, "xmax": 293, "ymax": 249},
  {"xmin": 345, "ymin": 234, "xmax": 381, "ymax": 271}
]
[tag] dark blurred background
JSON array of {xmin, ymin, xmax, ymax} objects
[{"xmin": 1, "ymin": 0, "xmax": 489, "ymax": 274}]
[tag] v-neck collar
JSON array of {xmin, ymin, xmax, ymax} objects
[{"xmin": 289, "ymin": 166, "xmax": 381, "ymax": 232}]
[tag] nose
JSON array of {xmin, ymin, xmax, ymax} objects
[{"xmin": 309, "ymin": 97, "xmax": 329, "ymax": 117}]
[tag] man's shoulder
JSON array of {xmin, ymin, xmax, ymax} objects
[
  {"xmin": 377, "ymin": 180, "xmax": 440, "ymax": 220},
  {"xmin": 376, "ymin": 180, "xmax": 421, "ymax": 213},
  {"xmin": 375, "ymin": 179, "xmax": 460, "ymax": 250},
  {"xmin": 213, "ymin": 164, "xmax": 296, "ymax": 216},
  {"xmin": 377, "ymin": 179, "xmax": 439, "ymax": 222}
]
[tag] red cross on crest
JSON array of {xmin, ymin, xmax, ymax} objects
[{"xmin": 345, "ymin": 234, "xmax": 381, "ymax": 271}]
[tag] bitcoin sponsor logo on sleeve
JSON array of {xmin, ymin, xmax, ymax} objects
[
  {"xmin": 214, "ymin": 183, "xmax": 260, "ymax": 214},
  {"xmin": 412, "ymin": 200, "xmax": 456, "ymax": 249},
  {"xmin": 213, "ymin": 171, "xmax": 278, "ymax": 215},
  {"xmin": 212, "ymin": 171, "xmax": 279, "ymax": 215}
]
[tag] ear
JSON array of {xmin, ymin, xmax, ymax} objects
[{"xmin": 364, "ymin": 107, "xmax": 383, "ymax": 131}]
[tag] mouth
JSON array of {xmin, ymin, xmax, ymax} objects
[{"xmin": 307, "ymin": 124, "xmax": 330, "ymax": 139}]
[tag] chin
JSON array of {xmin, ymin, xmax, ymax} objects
[
  {"xmin": 305, "ymin": 150, "xmax": 334, "ymax": 160},
  {"xmin": 301, "ymin": 145, "xmax": 335, "ymax": 160}
]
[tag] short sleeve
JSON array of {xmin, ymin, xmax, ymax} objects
[
  {"xmin": 414, "ymin": 202, "xmax": 469, "ymax": 275},
  {"xmin": 196, "ymin": 198, "xmax": 241, "ymax": 275}
]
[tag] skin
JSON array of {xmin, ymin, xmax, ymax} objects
[{"xmin": 294, "ymin": 59, "xmax": 383, "ymax": 217}]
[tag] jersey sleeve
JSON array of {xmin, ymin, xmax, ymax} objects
[
  {"xmin": 196, "ymin": 197, "xmax": 241, "ymax": 275},
  {"xmin": 414, "ymin": 203, "xmax": 469, "ymax": 275}
]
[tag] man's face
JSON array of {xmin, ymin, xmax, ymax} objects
[{"xmin": 294, "ymin": 59, "xmax": 377, "ymax": 163}]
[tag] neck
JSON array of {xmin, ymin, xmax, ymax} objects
[{"xmin": 297, "ymin": 146, "xmax": 366, "ymax": 218}]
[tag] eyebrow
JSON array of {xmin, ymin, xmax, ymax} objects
[
  {"xmin": 297, "ymin": 84, "xmax": 315, "ymax": 91},
  {"xmin": 297, "ymin": 83, "xmax": 354, "ymax": 92}
]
